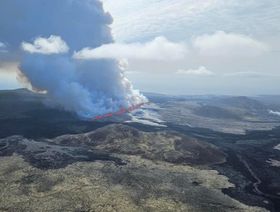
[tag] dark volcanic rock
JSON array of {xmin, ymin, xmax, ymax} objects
[
  {"xmin": 0, "ymin": 135, "xmax": 125, "ymax": 169},
  {"xmin": 51, "ymin": 124, "xmax": 226, "ymax": 166},
  {"xmin": 0, "ymin": 124, "xmax": 226, "ymax": 169}
]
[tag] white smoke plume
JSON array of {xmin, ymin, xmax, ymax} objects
[{"xmin": 0, "ymin": 0, "xmax": 146, "ymax": 118}]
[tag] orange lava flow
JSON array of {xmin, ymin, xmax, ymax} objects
[{"xmin": 92, "ymin": 102, "xmax": 146, "ymax": 121}]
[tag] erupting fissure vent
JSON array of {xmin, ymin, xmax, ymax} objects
[{"xmin": 93, "ymin": 102, "xmax": 147, "ymax": 120}]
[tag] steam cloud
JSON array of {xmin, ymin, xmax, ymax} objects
[{"xmin": 0, "ymin": 0, "xmax": 146, "ymax": 118}]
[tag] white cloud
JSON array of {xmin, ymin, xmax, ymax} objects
[
  {"xmin": 73, "ymin": 36, "xmax": 188, "ymax": 61},
  {"xmin": 269, "ymin": 110, "xmax": 280, "ymax": 116},
  {"xmin": 0, "ymin": 42, "xmax": 7, "ymax": 53},
  {"xmin": 193, "ymin": 31, "xmax": 269, "ymax": 58},
  {"xmin": 177, "ymin": 66, "xmax": 214, "ymax": 76},
  {"xmin": 102, "ymin": 0, "xmax": 234, "ymax": 41},
  {"xmin": 102, "ymin": 0, "xmax": 280, "ymax": 43},
  {"xmin": 22, "ymin": 35, "xmax": 69, "ymax": 55},
  {"xmin": 0, "ymin": 42, "xmax": 5, "ymax": 48}
]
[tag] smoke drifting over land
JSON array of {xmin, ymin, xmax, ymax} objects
[{"xmin": 0, "ymin": 0, "xmax": 146, "ymax": 118}]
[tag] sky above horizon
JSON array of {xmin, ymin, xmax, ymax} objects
[{"xmin": 1, "ymin": 0, "xmax": 280, "ymax": 95}]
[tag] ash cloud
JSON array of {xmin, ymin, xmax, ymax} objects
[{"xmin": 0, "ymin": 0, "xmax": 146, "ymax": 118}]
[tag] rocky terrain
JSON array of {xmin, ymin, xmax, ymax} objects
[
  {"xmin": 148, "ymin": 94, "xmax": 280, "ymax": 134},
  {"xmin": 0, "ymin": 125, "xmax": 265, "ymax": 212},
  {"xmin": 1, "ymin": 89, "xmax": 280, "ymax": 211}
]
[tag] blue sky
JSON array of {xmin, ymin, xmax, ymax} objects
[{"xmin": 0, "ymin": 0, "xmax": 280, "ymax": 95}]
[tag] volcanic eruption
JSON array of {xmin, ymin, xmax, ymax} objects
[{"xmin": 0, "ymin": 0, "xmax": 146, "ymax": 118}]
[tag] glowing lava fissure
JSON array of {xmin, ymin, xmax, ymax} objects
[{"xmin": 92, "ymin": 102, "xmax": 147, "ymax": 121}]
